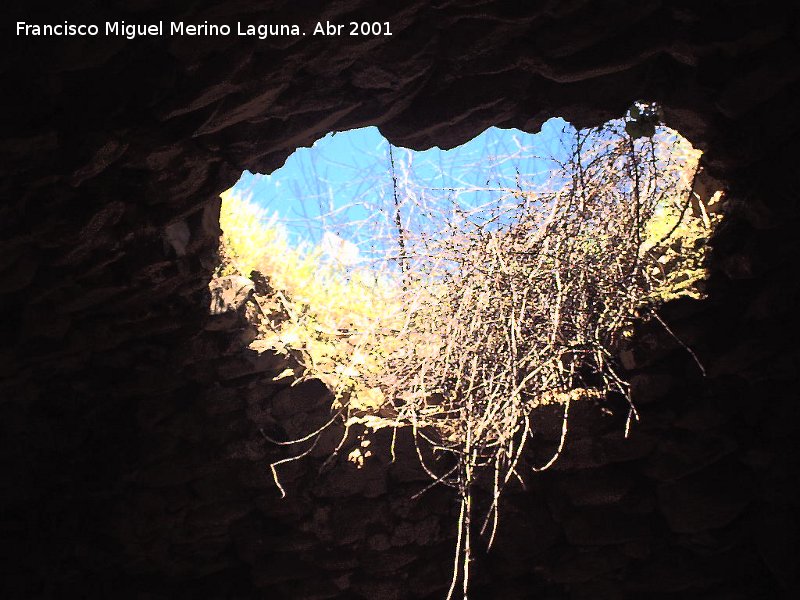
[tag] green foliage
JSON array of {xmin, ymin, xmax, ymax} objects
[{"xmin": 625, "ymin": 101, "xmax": 664, "ymax": 139}]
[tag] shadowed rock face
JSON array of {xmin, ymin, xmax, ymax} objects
[{"xmin": 1, "ymin": 1, "xmax": 799, "ymax": 598}]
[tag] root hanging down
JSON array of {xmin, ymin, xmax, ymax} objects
[{"xmin": 220, "ymin": 111, "xmax": 722, "ymax": 600}]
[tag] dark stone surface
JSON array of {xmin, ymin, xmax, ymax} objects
[{"xmin": 2, "ymin": 1, "xmax": 800, "ymax": 598}]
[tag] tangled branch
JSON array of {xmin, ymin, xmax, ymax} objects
[{"xmin": 218, "ymin": 116, "xmax": 721, "ymax": 600}]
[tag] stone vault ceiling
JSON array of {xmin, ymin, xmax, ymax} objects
[{"xmin": 1, "ymin": 1, "xmax": 799, "ymax": 598}]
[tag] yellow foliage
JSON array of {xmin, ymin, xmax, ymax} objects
[
  {"xmin": 217, "ymin": 189, "xmax": 403, "ymax": 411},
  {"xmin": 642, "ymin": 133, "xmax": 721, "ymax": 302},
  {"xmin": 218, "ymin": 189, "xmax": 281, "ymax": 277}
]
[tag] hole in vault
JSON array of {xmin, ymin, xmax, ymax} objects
[
  {"xmin": 213, "ymin": 109, "xmax": 724, "ymax": 418},
  {"xmin": 209, "ymin": 109, "xmax": 724, "ymax": 595}
]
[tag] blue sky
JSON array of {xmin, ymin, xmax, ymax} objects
[{"xmin": 231, "ymin": 117, "xmax": 576, "ymax": 260}]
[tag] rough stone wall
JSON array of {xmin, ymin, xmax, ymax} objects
[{"xmin": 1, "ymin": 1, "xmax": 799, "ymax": 598}]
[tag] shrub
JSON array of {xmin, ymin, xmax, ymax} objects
[{"xmin": 216, "ymin": 116, "xmax": 722, "ymax": 599}]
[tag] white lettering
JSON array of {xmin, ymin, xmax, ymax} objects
[
  {"xmin": 239, "ymin": 23, "xmax": 300, "ymax": 38},
  {"xmin": 16, "ymin": 22, "xmax": 100, "ymax": 36},
  {"xmin": 171, "ymin": 21, "xmax": 230, "ymax": 36},
  {"xmin": 313, "ymin": 21, "xmax": 343, "ymax": 36},
  {"xmin": 106, "ymin": 21, "xmax": 162, "ymax": 39}
]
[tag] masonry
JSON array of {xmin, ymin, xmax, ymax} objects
[{"xmin": 1, "ymin": 1, "xmax": 799, "ymax": 598}]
